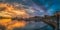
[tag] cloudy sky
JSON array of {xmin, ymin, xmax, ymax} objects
[{"xmin": 0, "ymin": 0, "xmax": 60, "ymax": 16}]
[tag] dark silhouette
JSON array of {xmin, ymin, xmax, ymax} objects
[{"xmin": 0, "ymin": 25, "xmax": 6, "ymax": 30}]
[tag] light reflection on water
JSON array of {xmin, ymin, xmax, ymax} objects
[{"xmin": 13, "ymin": 22, "xmax": 54, "ymax": 30}]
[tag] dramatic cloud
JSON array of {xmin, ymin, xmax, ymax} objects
[{"xmin": 0, "ymin": 0, "xmax": 60, "ymax": 16}]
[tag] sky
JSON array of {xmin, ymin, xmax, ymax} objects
[{"xmin": 0, "ymin": 0, "xmax": 60, "ymax": 16}]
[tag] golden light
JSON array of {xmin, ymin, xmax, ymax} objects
[{"xmin": 0, "ymin": 3, "xmax": 29, "ymax": 30}]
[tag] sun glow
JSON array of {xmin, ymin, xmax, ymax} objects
[{"xmin": 0, "ymin": 3, "xmax": 29, "ymax": 30}]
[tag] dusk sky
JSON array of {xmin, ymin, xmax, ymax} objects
[{"xmin": 0, "ymin": 0, "xmax": 60, "ymax": 16}]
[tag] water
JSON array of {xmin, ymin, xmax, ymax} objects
[{"xmin": 13, "ymin": 22, "xmax": 54, "ymax": 30}]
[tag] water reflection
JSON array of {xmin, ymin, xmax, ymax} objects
[{"xmin": 13, "ymin": 22, "xmax": 54, "ymax": 30}]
